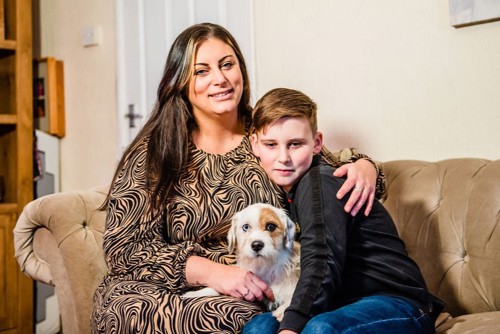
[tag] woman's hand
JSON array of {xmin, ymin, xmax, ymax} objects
[
  {"xmin": 214, "ymin": 265, "xmax": 275, "ymax": 302},
  {"xmin": 186, "ymin": 256, "xmax": 274, "ymax": 303},
  {"xmin": 333, "ymin": 158, "xmax": 377, "ymax": 216},
  {"xmin": 279, "ymin": 331, "xmax": 298, "ymax": 334}
]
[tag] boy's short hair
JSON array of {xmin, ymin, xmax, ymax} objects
[{"xmin": 252, "ymin": 88, "xmax": 318, "ymax": 134}]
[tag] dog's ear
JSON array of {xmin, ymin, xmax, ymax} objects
[
  {"xmin": 227, "ymin": 212, "xmax": 239, "ymax": 254},
  {"xmin": 283, "ymin": 212, "xmax": 295, "ymax": 249}
]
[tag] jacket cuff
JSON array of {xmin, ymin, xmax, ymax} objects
[{"xmin": 278, "ymin": 309, "xmax": 311, "ymax": 333}]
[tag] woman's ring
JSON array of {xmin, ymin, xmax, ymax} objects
[{"xmin": 354, "ymin": 185, "xmax": 363, "ymax": 192}]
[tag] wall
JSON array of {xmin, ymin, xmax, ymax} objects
[
  {"xmin": 35, "ymin": 0, "xmax": 118, "ymax": 191},
  {"xmin": 38, "ymin": 0, "xmax": 500, "ymax": 191},
  {"xmin": 254, "ymin": 0, "xmax": 500, "ymax": 161}
]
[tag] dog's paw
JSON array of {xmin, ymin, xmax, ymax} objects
[
  {"xmin": 271, "ymin": 304, "xmax": 287, "ymax": 322},
  {"xmin": 181, "ymin": 287, "xmax": 220, "ymax": 298}
]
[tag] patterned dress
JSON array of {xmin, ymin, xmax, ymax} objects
[{"xmin": 91, "ymin": 135, "xmax": 376, "ymax": 334}]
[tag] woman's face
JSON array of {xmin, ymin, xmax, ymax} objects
[{"xmin": 188, "ymin": 38, "xmax": 244, "ymax": 121}]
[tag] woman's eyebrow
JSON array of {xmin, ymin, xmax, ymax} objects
[
  {"xmin": 194, "ymin": 55, "xmax": 234, "ymax": 66},
  {"xmin": 219, "ymin": 55, "xmax": 234, "ymax": 62}
]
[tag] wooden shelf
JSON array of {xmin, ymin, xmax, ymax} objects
[
  {"xmin": 0, "ymin": 41, "xmax": 15, "ymax": 58},
  {"xmin": 0, "ymin": 114, "xmax": 17, "ymax": 124},
  {"xmin": 0, "ymin": 39, "xmax": 16, "ymax": 50},
  {"xmin": 0, "ymin": 203, "xmax": 17, "ymax": 213},
  {"xmin": 0, "ymin": 0, "xmax": 34, "ymax": 333}
]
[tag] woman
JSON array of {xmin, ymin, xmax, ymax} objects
[{"xmin": 91, "ymin": 23, "xmax": 384, "ymax": 334}]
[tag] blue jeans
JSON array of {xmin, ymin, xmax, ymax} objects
[{"xmin": 242, "ymin": 295, "xmax": 435, "ymax": 334}]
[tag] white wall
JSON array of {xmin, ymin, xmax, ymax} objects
[
  {"xmin": 37, "ymin": 0, "xmax": 118, "ymax": 191},
  {"xmin": 38, "ymin": 0, "xmax": 500, "ymax": 190},
  {"xmin": 254, "ymin": 0, "xmax": 500, "ymax": 161}
]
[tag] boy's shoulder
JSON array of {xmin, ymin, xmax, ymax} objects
[
  {"xmin": 316, "ymin": 163, "xmax": 346, "ymax": 186},
  {"xmin": 296, "ymin": 159, "xmax": 346, "ymax": 193},
  {"xmin": 312, "ymin": 155, "xmax": 346, "ymax": 182}
]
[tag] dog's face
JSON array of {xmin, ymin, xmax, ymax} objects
[{"xmin": 227, "ymin": 203, "xmax": 295, "ymax": 264}]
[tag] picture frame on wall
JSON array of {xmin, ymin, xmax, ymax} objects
[
  {"xmin": 33, "ymin": 57, "xmax": 66, "ymax": 138},
  {"xmin": 449, "ymin": 0, "xmax": 500, "ymax": 27}
]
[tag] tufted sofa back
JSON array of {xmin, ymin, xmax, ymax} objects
[{"xmin": 381, "ymin": 159, "xmax": 500, "ymax": 317}]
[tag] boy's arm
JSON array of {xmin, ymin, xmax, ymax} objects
[{"xmin": 279, "ymin": 167, "xmax": 351, "ymax": 333}]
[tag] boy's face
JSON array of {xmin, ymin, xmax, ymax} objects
[{"xmin": 251, "ymin": 117, "xmax": 323, "ymax": 192}]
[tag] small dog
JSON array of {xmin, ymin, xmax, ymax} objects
[{"xmin": 182, "ymin": 203, "xmax": 300, "ymax": 320}]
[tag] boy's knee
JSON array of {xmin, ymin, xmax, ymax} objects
[
  {"xmin": 242, "ymin": 313, "xmax": 279, "ymax": 334},
  {"xmin": 302, "ymin": 314, "xmax": 340, "ymax": 334}
]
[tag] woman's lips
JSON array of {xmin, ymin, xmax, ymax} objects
[{"xmin": 210, "ymin": 89, "xmax": 234, "ymax": 100}]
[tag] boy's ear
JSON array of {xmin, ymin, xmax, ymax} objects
[
  {"xmin": 250, "ymin": 133, "xmax": 261, "ymax": 157},
  {"xmin": 313, "ymin": 131, "xmax": 323, "ymax": 154}
]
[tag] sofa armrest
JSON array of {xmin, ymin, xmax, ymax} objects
[
  {"xmin": 14, "ymin": 185, "xmax": 109, "ymax": 282},
  {"xmin": 13, "ymin": 185, "xmax": 109, "ymax": 334}
]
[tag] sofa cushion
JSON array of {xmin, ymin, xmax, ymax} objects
[{"xmin": 381, "ymin": 159, "xmax": 500, "ymax": 317}]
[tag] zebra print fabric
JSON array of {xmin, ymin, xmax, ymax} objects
[{"xmin": 92, "ymin": 136, "xmax": 285, "ymax": 333}]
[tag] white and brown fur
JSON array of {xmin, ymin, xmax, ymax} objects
[{"xmin": 183, "ymin": 203, "xmax": 300, "ymax": 320}]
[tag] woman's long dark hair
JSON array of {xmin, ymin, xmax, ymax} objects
[{"xmin": 104, "ymin": 23, "xmax": 252, "ymax": 211}]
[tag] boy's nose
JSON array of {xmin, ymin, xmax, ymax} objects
[{"xmin": 278, "ymin": 149, "xmax": 291, "ymax": 163}]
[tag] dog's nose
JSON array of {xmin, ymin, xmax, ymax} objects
[{"xmin": 251, "ymin": 240, "xmax": 264, "ymax": 252}]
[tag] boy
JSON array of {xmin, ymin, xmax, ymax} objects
[{"xmin": 245, "ymin": 88, "xmax": 444, "ymax": 334}]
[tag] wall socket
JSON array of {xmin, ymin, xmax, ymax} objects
[{"xmin": 82, "ymin": 26, "xmax": 102, "ymax": 47}]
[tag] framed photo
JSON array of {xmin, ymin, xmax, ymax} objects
[
  {"xmin": 33, "ymin": 57, "xmax": 66, "ymax": 138},
  {"xmin": 449, "ymin": 0, "xmax": 500, "ymax": 27}
]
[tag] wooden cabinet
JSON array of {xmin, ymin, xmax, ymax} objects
[{"xmin": 0, "ymin": 0, "xmax": 34, "ymax": 333}]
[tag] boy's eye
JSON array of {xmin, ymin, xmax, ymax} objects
[
  {"xmin": 265, "ymin": 223, "xmax": 277, "ymax": 232},
  {"xmin": 242, "ymin": 224, "xmax": 250, "ymax": 232},
  {"xmin": 289, "ymin": 141, "xmax": 302, "ymax": 147}
]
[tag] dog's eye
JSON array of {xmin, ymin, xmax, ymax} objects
[
  {"xmin": 265, "ymin": 223, "xmax": 277, "ymax": 232},
  {"xmin": 242, "ymin": 224, "xmax": 250, "ymax": 232}
]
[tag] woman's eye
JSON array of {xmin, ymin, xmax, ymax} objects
[
  {"xmin": 265, "ymin": 223, "xmax": 277, "ymax": 232},
  {"xmin": 242, "ymin": 224, "xmax": 250, "ymax": 232},
  {"xmin": 264, "ymin": 143, "xmax": 276, "ymax": 148},
  {"xmin": 194, "ymin": 69, "xmax": 208, "ymax": 76},
  {"xmin": 221, "ymin": 61, "xmax": 233, "ymax": 69}
]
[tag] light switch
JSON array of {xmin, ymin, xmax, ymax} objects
[{"xmin": 82, "ymin": 26, "xmax": 102, "ymax": 47}]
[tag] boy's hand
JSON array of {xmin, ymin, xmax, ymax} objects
[{"xmin": 333, "ymin": 159, "xmax": 376, "ymax": 216}]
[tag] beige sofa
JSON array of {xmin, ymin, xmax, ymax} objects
[{"xmin": 14, "ymin": 159, "xmax": 500, "ymax": 333}]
